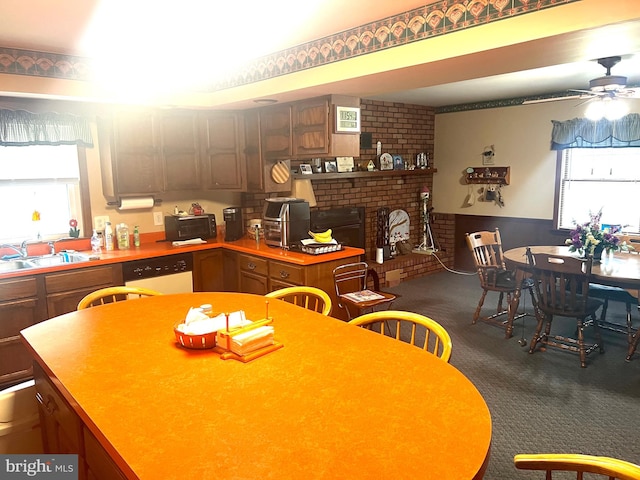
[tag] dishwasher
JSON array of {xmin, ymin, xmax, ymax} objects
[{"xmin": 122, "ymin": 253, "xmax": 193, "ymax": 294}]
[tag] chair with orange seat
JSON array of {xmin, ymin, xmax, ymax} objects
[
  {"xmin": 265, "ymin": 286, "xmax": 332, "ymax": 316},
  {"xmin": 348, "ymin": 310, "xmax": 452, "ymax": 362},
  {"xmin": 514, "ymin": 453, "xmax": 640, "ymax": 479},
  {"xmin": 77, "ymin": 286, "xmax": 163, "ymax": 310}
]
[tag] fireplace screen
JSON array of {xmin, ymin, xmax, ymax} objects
[{"xmin": 310, "ymin": 207, "xmax": 365, "ymax": 249}]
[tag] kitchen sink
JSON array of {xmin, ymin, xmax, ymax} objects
[{"xmin": 0, "ymin": 259, "xmax": 37, "ymax": 272}]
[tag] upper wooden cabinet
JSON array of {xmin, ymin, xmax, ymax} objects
[
  {"xmin": 98, "ymin": 110, "xmax": 165, "ymax": 196},
  {"xmin": 160, "ymin": 111, "xmax": 201, "ymax": 191},
  {"xmin": 199, "ymin": 111, "xmax": 246, "ymax": 191},
  {"xmin": 259, "ymin": 95, "xmax": 361, "ymax": 161}
]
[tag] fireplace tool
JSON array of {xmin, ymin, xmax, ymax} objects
[{"xmin": 413, "ymin": 186, "xmax": 437, "ymax": 254}]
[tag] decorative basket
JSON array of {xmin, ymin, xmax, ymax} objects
[{"xmin": 174, "ymin": 325, "xmax": 217, "ymax": 349}]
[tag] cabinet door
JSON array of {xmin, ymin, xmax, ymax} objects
[
  {"xmin": 292, "ymin": 98, "xmax": 330, "ymax": 157},
  {"xmin": 161, "ymin": 112, "xmax": 201, "ymax": 190},
  {"xmin": 260, "ymin": 105, "xmax": 292, "ymax": 160},
  {"xmin": 200, "ymin": 112, "xmax": 246, "ymax": 190},
  {"xmin": 193, "ymin": 250, "xmax": 224, "ymax": 292},
  {"xmin": 239, "ymin": 271, "xmax": 269, "ymax": 295},
  {"xmin": 111, "ymin": 111, "xmax": 164, "ymax": 195}
]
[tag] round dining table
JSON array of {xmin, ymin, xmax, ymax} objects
[{"xmin": 21, "ymin": 292, "xmax": 492, "ymax": 480}]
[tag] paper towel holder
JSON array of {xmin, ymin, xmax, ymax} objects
[{"xmin": 106, "ymin": 197, "xmax": 162, "ymax": 210}]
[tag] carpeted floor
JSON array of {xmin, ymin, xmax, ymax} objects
[{"xmin": 384, "ymin": 265, "xmax": 640, "ymax": 480}]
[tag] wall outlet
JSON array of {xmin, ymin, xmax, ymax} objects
[
  {"xmin": 94, "ymin": 215, "xmax": 109, "ymax": 231},
  {"xmin": 153, "ymin": 211, "xmax": 164, "ymax": 226}
]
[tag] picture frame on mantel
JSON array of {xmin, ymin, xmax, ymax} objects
[{"xmin": 335, "ymin": 106, "xmax": 361, "ymax": 133}]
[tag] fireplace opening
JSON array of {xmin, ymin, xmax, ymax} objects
[{"xmin": 310, "ymin": 207, "xmax": 365, "ymax": 249}]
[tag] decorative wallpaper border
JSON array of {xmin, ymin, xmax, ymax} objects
[{"xmin": 0, "ymin": 0, "xmax": 580, "ymax": 106}]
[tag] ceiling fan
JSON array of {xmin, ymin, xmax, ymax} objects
[{"xmin": 523, "ymin": 56, "xmax": 640, "ymax": 106}]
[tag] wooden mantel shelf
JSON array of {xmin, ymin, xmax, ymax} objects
[{"xmin": 292, "ymin": 168, "xmax": 437, "ymax": 181}]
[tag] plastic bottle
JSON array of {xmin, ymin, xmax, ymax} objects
[
  {"xmin": 91, "ymin": 229, "xmax": 102, "ymax": 254},
  {"xmin": 117, "ymin": 223, "xmax": 130, "ymax": 249},
  {"xmin": 133, "ymin": 225, "xmax": 140, "ymax": 247},
  {"xmin": 104, "ymin": 222, "xmax": 114, "ymax": 251}
]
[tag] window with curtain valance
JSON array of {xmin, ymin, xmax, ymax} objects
[
  {"xmin": 551, "ymin": 113, "xmax": 640, "ymax": 149},
  {"xmin": 0, "ymin": 108, "xmax": 93, "ymax": 147}
]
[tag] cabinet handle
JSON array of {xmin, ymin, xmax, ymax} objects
[
  {"xmin": 36, "ymin": 392, "xmax": 58, "ymax": 415},
  {"xmin": 247, "ymin": 262, "xmax": 256, "ymax": 270},
  {"xmin": 279, "ymin": 270, "xmax": 290, "ymax": 279}
]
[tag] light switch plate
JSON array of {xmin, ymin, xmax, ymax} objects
[
  {"xmin": 153, "ymin": 211, "xmax": 164, "ymax": 226},
  {"xmin": 94, "ymin": 216, "xmax": 109, "ymax": 231}
]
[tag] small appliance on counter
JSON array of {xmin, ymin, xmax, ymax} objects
[
  {"xmin": 262, "ymin": 198, "xmax": 310, "ymax": 249},
  {"xmin": 164, "ymin": 214, "xmax": 217, "ymax": 242},
  {"xmin": 223, "ymin": 207, "xmax": 244, "ymax": 242}
]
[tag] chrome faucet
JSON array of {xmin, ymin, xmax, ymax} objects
[
  {"xmin": 48, "ymin": 241, "xmax": 56, "ymax": 255},
  {"xmin": 1, "ymin": 241, "xmax": 28, "ymax": 259}
]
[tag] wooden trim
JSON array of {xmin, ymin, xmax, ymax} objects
[
  {"xmin": 552, "ymin": 149, "xmax": 563, "ymax": 230},
  {"xmin": 77, "ymin": 146, "xmax": 92, "ymax": 237}
]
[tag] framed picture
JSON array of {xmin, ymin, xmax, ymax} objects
[
  {"xmin": 379, "ymin": 153, "xmax": 394, "ymax": 171},
  {"xmin": 393, "ymin": 155, "xmax": 404, "ymax": 170},
  {"xmin": 299, "ymin": 164, "xmax": 313, "ymax": 175},
  {"xmin": 336, "ymin": 156, "xmax": 355, "ymax": 173},
  {"xmin": 324, "ymin": 160, "xmax": 338, "ymax": 173},
  {"xmin": 335, "ymin": 106, "xmax": 361, "ymax": 133}
]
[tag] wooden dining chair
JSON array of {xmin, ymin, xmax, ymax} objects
[
  {"xmin": 77, "ymin": 286, "xmax": 163, "ymax": 310},
  {"xmin": 265, "ymin": 286, "xmax": 332, "ymax": 316},
  {"xmin": 525, "ymin": 247, "xmax": 604, "ymax": 368},
  {"xmin": 589, "ymin": 234, "xmax": 640, "ymax": 361},
  {"xmin": 465, "ymin": 228, "xmax": 536, "ymax": 338},
  {"xmin": 348, "ymin": 310, "xmax": 452, "ymax": 362},
  {"xmin": 332, "ymin": 262, "xmax": 396, "ymax": 320},
  {"xmin": 514, "ymin": 453, "xmax": 640, "ymax": 479}
]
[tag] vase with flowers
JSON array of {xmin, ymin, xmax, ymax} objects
[{"xmin": 565, "ymin": 209, "xmax": 624, "ymax": 261}]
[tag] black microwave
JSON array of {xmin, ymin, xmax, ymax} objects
[{"xmin": 164, "ymin": 214, "xmax": 217, "ymax": 241}]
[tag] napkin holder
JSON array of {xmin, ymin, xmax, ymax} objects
[{"xmin": 214, "ymin": 317, "xmax": 283, "ymax": 363}]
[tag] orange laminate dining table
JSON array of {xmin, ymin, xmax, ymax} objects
[
  {"xmin": 504, "ymin": 246, "xmax": 640, "ymax": 328},
  {"xmin": 21, "ymin": 292, "xmax": 492, "ymax": 480}
]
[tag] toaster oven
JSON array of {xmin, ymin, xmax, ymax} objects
[{"xmin": 164, "ymin": 214, "xmax": 217, "ymax": 241}]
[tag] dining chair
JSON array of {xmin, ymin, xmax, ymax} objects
[
  {"xmin": 348, "ymin": 310, "xmax": 452, "ymax": 362},
  {"xmin": 589, "ymin": 234, "xmax": 640, "ymax": 361},
  {"xmin": 465, "ymin": 228, "xmax": 536, "ymax": 338},
  {"xmin": 77, "ymin": 286, "xmax": 163, "ymax": 310},
  {"xmin": 525, "ymin": 247, "xmax": 604, "ymax": 368},
  {"xmin": 332, "ymin": 262, "xmax": 396, "ymax": 321},
  {"xmin": 265, "ymin": 286, "xmax": 332, "ymax": 316},
  {"xmin": 514, "ymin": 453, "xmax": 640, "ymax": 479}
]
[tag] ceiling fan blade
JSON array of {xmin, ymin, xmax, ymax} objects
[
  {"xmin": 521, "ymin": 94, "xmax": 583, "ymax": 105},
  {"xmin": 568, "ymin": 88, "xmax": 603, "ymax": 96}
]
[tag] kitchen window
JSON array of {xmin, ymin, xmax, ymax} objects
[
  {"xmin": 0, "ymin": 144, "xmax": 89, "ymax": 243},
  {"xmin": 556, "ymin": 147, "xmax": 640, "ymax": 233}
]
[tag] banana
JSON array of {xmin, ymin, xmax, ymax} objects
[{"xmin": 308, "ymin": 229, "xmax": 333, "ymax": 243}]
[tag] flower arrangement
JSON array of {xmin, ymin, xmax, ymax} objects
[
  {"xmin": 565, "ymin": 209, "xmax": 622, "ymax": 257},
  {"xmin": 69, "ymin": 219, "xmax": 80, "ymax": 238}
]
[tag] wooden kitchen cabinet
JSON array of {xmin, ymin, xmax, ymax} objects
[
  {"xmin": 0, "ymin": 275, "xmax": 47, "ymax": 388},
  {"xmin": 98, "ymin": 110, "xmax": 164, "ymax": 197},
  {"xmin": 193, "ymin": 249, "xmax": 226, "ymax": 292},
  {"xmin": 199, "ymin": 111, "xmax": 247, "ymax": 191},
  {"xmin": 45, "ymin": 264, "xmax": 123, "ymax": 318},
  {"xmin": 291, "ymin": 97, "xmax": 331, "ymax": 157},
  {"xmin": 160, "ymin": 111, "xmax": 201, "ymax": 191},
  {"xmin": 238, "ymin": 253, "xmax": 270, "ymax": 295},
  {"xmin": 260, "ymin": 104, "xmax": 292, "ymax": 160}
]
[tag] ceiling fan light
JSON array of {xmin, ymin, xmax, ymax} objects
[
  {"xmin": 604, "ymin": 98, "xmax": 628, "ymax": 120},
  {"xmin": 585, "ymin": 100, "xmax": 605, "ymax": 120}
]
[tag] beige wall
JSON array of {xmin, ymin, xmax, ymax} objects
[
  {"xmin": 86, "ymin": 123, "xmax": 241, "ymax": 234},
  {"xmin": 433, "ymin": 101, "xmax": 640, "ymax": 219}
]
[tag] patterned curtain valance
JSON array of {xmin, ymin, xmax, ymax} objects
[
  {"xmin": 551, "ymin": 113, "xmax": 640, "ymax": 150},
  {"xmin": 0, "ymin": 109, "xmax": 93, "ymax": 147}
]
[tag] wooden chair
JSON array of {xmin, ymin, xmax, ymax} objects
[
  {"xmin": 77, "ymin": 286, "xmax": 163, "ymax": 310},
  {"xmin": 589, "ymin": 234, "xmax": 640, "ymax": 361},
  {"xmin": 265, "ymin": 286, "xmax": 332, "ymax": 316},
  {"xmin": 348, "ymin": 310, "xmax": 452, "ymax": 362},
  {"xmin": 525, "ymin": 248, "xmax": 604, "ymax": 368},
  {"xmin": 466, "ymin": 228, "xmax": 536, "ymax": 338},
  {"xmin": 514, "ymin": 453, "xmax": 640, "ymax": 479},
  {"xmin": 332, "ymin": 262, "xmax": 396, "ymax": 321}
]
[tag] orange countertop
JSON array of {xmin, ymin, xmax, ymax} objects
[
  {"xmin": 0, "ymin": 233, "xmax": 364, "ymax": 280},
  {"xmin": 21, "ymin": 293, "xmax": 492, "ymax": 480}
]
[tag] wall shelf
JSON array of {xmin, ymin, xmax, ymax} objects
[
  {"xmin": 464, "ymin": 166, "xmax": 510, "ymax": 185},
  {"xmin": 292, "ymin": 168, "xmax": 437, "ymax": 181}
]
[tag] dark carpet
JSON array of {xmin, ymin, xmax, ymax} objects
[{"xmin": 384, "ymin": 265, "xmax": 640, "ymax": 479}]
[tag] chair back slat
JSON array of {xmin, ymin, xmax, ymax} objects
[{"xmin": 265, "ymin": 286, "xmax": 332, "ymax": 316}]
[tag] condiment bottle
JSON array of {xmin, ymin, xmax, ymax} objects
[
  {"xmin": 104, "ymin": 222, "xmax": 114, "ymax": 251},
  {"xmin": 117, "ymin": 223, "xmax": 130, "ymax": 249},
  {"xmin": 133, "ymin": 225, "xmax": 140, "ymax": 247},
  {"xmin": 91, "ymin": 229, "xmax": 102, "ymax": 254}
]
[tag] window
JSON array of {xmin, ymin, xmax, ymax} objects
[
  {"xmin": 557, "ymin": 148, "xmax": 640, "ymax": 233},
  {"xmin": 0, "ymin": 145, "xmax": 85, "ymax": 243}
]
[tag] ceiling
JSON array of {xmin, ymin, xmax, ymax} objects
[{"xmin": 0, "ymin": 0, "xmax": 639, "ymax": 108}]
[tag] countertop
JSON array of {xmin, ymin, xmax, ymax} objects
[{"xmin": 0, "ymin": 232, "xmax": 365, "ymax": 280}]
